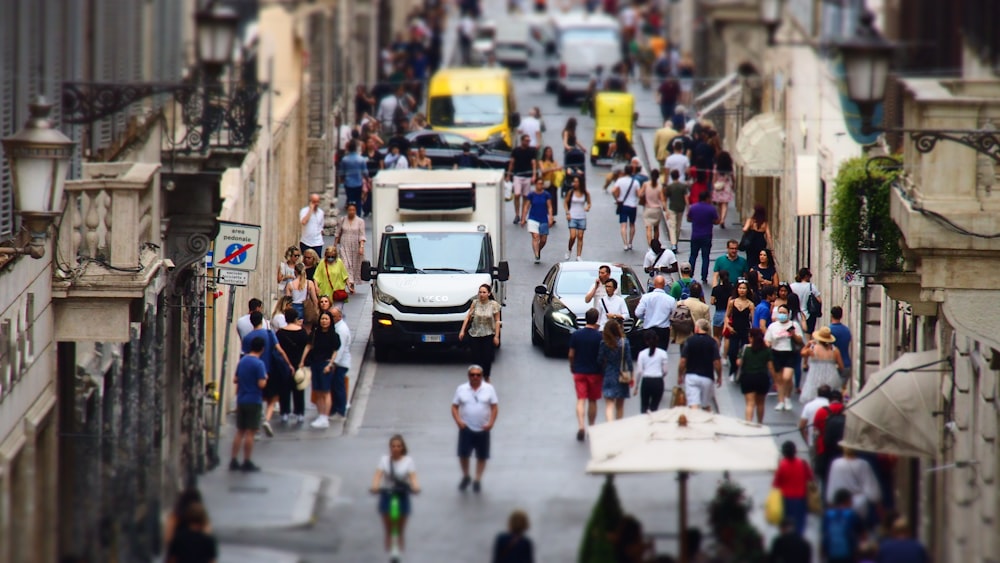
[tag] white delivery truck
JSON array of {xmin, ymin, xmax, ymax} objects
[{"xmin": 360, "ymin": 169, "xmax": 510, "ymax": 362}]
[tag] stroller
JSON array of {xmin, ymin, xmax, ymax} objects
[{"xmin": 561, "ymin": 147, "xmax": 587, "ymax": 198}]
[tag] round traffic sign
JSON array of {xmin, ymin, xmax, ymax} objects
[{"xmin": 225, "ymin": 243, "xmax": 247, "ymax": 265}]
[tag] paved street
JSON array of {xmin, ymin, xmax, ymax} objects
[{"xmin": 201, "ymin": 8, "xmax": 818, "ymax": 563}]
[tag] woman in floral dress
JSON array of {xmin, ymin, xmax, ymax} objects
[{"xmin": 336, "ymin": 203, "xmax": 367, "ymax": 285}]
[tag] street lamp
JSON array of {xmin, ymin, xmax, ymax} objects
[
  {"xmin": 0, "ymin": 98, "xmax": 76, "ymax": 259},
  {"xmin": 858, "ymin": 246, "xmax": 879, "ymax": 277},
  {"xmin": 759, "ymin": 0, "xmax": 783, "ymax": 46},
  {"xmin": 195, "ymin": 3, "xmax": 240, "ymax": 78},
  {"xmin": 838, "ymin": 12, "xmax": 894, "ymax": 135}
]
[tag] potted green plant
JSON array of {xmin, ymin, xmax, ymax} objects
[
  {"xmin": 829, "ymin": 156, "xmax": 905, "ymax": 272},
  {"xmin": 706, "ymin": 479, "xmax": 765, "ymax": 563},
  {"xmin": 578, "ymin": 476, "xmax": 625, "ymax": 563}
]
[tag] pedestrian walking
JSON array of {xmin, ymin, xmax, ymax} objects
[
  {"xmin": 741, "ymin": 204, "xmax": 773, "ymax": 263},
  {"xmin": 675, "ymin": 281, "xmax": 710, "ymax": 347},
  {"xmin": 723, "ymin": 279, "xmax": 754, "ymax": 379},
  {"xmin": 639, "ymin": 169, "xmax": 666, "ymax": 245},
  {"xmin": 768, "ymin": 517, "xmax": 812, "ymax": 563},
  {"xmin": 634, "ymin": 330, "xmax": 668, "ymax": 413},
  {"xmin": 459, "ymin": 284, "xmax": 502, "ymax": 381},
  {"xmin": 584, "ymin": 264, "xmax": 613, "ymax": 305},
  {"xmin": 656, "ymin": 76, "xmax": 680, "ymax": 123},
  {"xmin": 492, "ymin": 510, "xmax": 535, "ymax": 563},
  {"xmin": 452, "ymin": 364, "xmax": 499, "ymax": 493},
  {"xmin": 712, "ymin": 270, "xmax": 733, "ymax": 342},
  {"xmin": 568, "ymin": 308, "xmax": 603, "ymax": 441},
  {"xmin": 331, "ymin": 308, "xmax": 352, "ymax": 418},
  {"xmin": 163, "ymin": 489, "xmax": 208, "ymax": 553},
  {"xmin": 517, "ymin": 107, "xmax": 543, "ymax": 149},
  {"xmin": 300, "ymin": 311, "xmax": 341, "ymax": 429},
  {"xmin": 772, "ymin": 440, "xmax": 816, "ymax": 536},
  {"xmin": 712, "ymin": 151, "xmax": 736, "ymax": 226},
  {"xmin": 369, "ymin": 434, "xmax": 421, "ymax": 556},
  {"xmin": 336, "ymin": 203, "xmax": 367, "ymax": 287},
  {"xmin": 612, "ymin": 168, "xmax": 641, "ymax": 251},
  {"xmin": 822, "ymin": 488, "xmax": 868, "ymax": 563},
  {"xmin": 236, "ymin": 298, "xmax": 267, "ymax": 340},
  {"xmin": 877, "ymin": 518, "xmax": 930, "ymax": 563},
  {"xmin": 520, "ymin": 178, "xmax": 555, "ymax": 264},
  {"xmin": 669, "ymin": 261, "xmax": 696, "ymax": 300},
  {"xmin": 712, "ymin": 239, "xmax": 748, "ymax": 289},
  {"xmin": 748, "ymin": 248, "xmax": 779, "ymax": 296},
  {"xmin": 563, "ymin": 176, "xmax": 591, "ymax": 261},
  {"xmin": 829, "ymin": 306, "xmax": 852, "ymax": 389},
  {"xmin": 687, "ymin": 190, "xmax": 719, "ymax": 284},
  {"xmin": 800, "ymin": 327, "xmax": 844, "ymax": 403},
  {"xmin": 653, "ymin": 120, "xmax": 680, "ymax": 171},
  {"xmin": 276, "ymin": 246, "xmax": 300, "ymax": 295},
  {"xmin": 635, "ymin": 275, "xmax": 676, "ymax": 346},
  {"xmin": 302, "ymin": 248, "xmax": 319, "ymax": 281},
  {"xmin": 764, "ymin": 304, "xmax": 804, "ymax": 411},
  {"xmin": 508, "ymin": 134, "xmax": 538, "ymax": 224},
  {"xmin": 285, "ymin": 262, "xmax": 319, "ymax": 321},
  {"xmin": 664, "ymin": 140, "xmax": 690, "ymax": 183},
  {"xmin": 241, "ymin": 312, "xmax": 293, "ymax": 437},
  {"xmin": 597, "ymin": 321, "xmax": 633, "ymax": 421},
  {"xmin": 813, "ymin": 390, "xmax": 846, "ymax": 487},
  {"xmin": 230, "ymin": 336, "xmax": 267, "ymax": 471},
  {"xmin": 642, "ymin": 239, "xmax": 678, "ymax": 291},
  {"xmin": 678, "ymin": 319, "xmax": 722, "ymax": 410},
  {"xmin": 737, "ymin": 328, "xmax": 774, "ymax": 423},
  {"xmin": 790, "ymin": 267, "xmax": 823, "ymax": 333},
  {"xmin": 165, "ymin": 502, "xmax": 217, "ymax": 563},
  {"xmin": 299, "ymin": 193, "xmax": 325, "ymax": 258},
  {"xmin": 663, "ymin": 169, "xmax": 688, "ymax": 252},
  {"xmin": 825, "ymin": 448, "xmax": 882, "ymax": 521},
  {"xmin": 315, "ymin": 246, "xmax": 352, "ymax": 309},
  {"xmin": 276, "ymin": 308, "xmax": 308, "ymax": 424},
  {"xmin": 595, "ymin": 278, "xmax": 629, "ymax": 330},
  {"xmin": 799, "ymin": 384, "xmax": 832, "ymax": 467},
  {"xmin": 339, "ymin": 140, "xmax": 369, "ymax": 210},
  {"xmin": 754, "ymin": 285, "xmax": 776, "ymax": 330}
]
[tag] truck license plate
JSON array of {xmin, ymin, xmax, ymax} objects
[{"xmin": 421, "ymin": 334, "xmax": 444, "ymax": 343}]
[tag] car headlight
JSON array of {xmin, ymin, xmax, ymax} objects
[
  {"xmin": 373, "ymin": 286, "xmax": 398, "ymax": 306},
  {"xmin": 551, "ymin": 308, "xmax": 575, "ymax": 328}
]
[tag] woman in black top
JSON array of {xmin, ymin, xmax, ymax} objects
[
  {"xmin": 492, "ymin": 510, "xmax": 534, "ymax": 563},
  {"xmin": 276, "ymin": 308, "xmax": 310, "ymax": 424},
  {"xmin": 300, "ymin": 311, "xmax": 341, "ymax": 428},
  {"xmin": 711, "ymin": 270, "xmax": 733, "ymax": 344},
  {"xmin": 362, "ymin": 137, "xmax": 383, "ymax": 217},
  {"xmin": 724, "ymin": 280, "xmax": 755, "ymax": 380},
  {"xmin": 748, "ymin": 248, "xmax": 778, "ymax": 298}
]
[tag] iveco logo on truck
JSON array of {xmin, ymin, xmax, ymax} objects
[{"xmin": 418, "ymin": 296, "xmax": 449, "ymax": 302}]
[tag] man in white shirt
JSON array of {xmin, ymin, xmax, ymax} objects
[
  {"xmin": 331, "ymin": 308, "xmax": 352, "ymax": 419},
  {"xmin": 664, "ymin": 140, "xmax": 690, "ymax": 183},
  {"xmin": 299, "ymin": 193, "xmax": 325, "ymax": 257},
  {"xmin": 236, "ymin": 298, "xmax": 268, "ymax": 340},
  {"xmin": 584, "ymin": 264, "xmax": 613, "ymax": 304},
  {"xmin": 376, "ymin": 92, "xmax": 398, "ymax": 133},
  {"xmin": 825, "ymin": 448, "xmax": 882, "ymax": 515},
  {"xmin": 517, "ymin": 107, "xmax": 542, "ymax": 149},
  {"xmin": 790, "ymin": 267, "xmax": 822, "ymax": 333},
  {"xmin": 643, "ymin": 239, "xmax": 678, "ymax": 290},
  {"xmin": 635, "ymin": 275, "xmax": 677, "ymax": 346},
  {"xmin": 799, "ymin": 384, "xmax": 831, "ymax": 462},
  {"xmin": 613, "ymin": 170, "xmax": 642, "ymax": 251},
  {"xmin": 451, "ymin": 365, "xmax": 499, "ymax": 493}
]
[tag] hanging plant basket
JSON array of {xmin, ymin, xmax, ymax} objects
[{"xmin": 829, "ymin": 156, "xmax": 905, "ymax": 273}]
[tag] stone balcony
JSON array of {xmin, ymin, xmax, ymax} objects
[
  {"xmin": 888, "ymin": 78, "xmax": 1000, "ymax": 296},
  {"xmin": 51, "ymin": 162, "xmax": 167, "ymax": 342}
]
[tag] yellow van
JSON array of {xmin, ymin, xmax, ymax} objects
[{"xmin": 427, "ymin": 68, "xmax": 520, "ymax": 150}]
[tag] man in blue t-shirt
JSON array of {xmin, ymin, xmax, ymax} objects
[
  {"xmin": 568, "ymin": 308, "xmax": 603, "ymax": 442},
  {"xmin": 822, "ymin": 488, "xmax": 866, "ymax": 563},
  {"xmin": 520, "ymin": 178, "xmax": 554, "ymax": 264},
  {"xmin": 828, "ymin": 306, "xmax": 853, "ymax": 386},
  {"xmin": 241, "ymin": 311, "xmax": 293, "ymax": 438},
  {"xmin": 231, "ymin": 336, "xmax": 268, "ymax": 472},
  {"xmin": 687, "ymin": 190, "xmax": 719, "ymax": 284},
  {"xmin": 755, "ymin": 286, "xmax": 776, "ymax": 330}
]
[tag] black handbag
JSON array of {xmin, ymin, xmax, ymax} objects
[
  {"xmin": 738, "ymin": 229, "xmax": 754, "ymax": 252},
  {"xmin": 807, "ymin": 283, "xmax": 822, "ymax": 318}
]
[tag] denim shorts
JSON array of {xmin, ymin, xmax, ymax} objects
[
  {"xmin": 618, "ymin": 205, "xmax": 637, "ymax": 224},
  {"xmin": 527, "ymin": 219, "xmax": 550, "ymax": 236},
  {"xmin": 567, "ymin": 218, "xmax": 587, "ymax": 230},
  {"xmin": 378, "ymin": 490, "xmax": 412, "ymax": 516},
  {"xmin": 712, "ymin": 309, "xmax": 726, "ymax": 327}
]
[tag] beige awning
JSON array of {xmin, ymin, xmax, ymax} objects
[
  {"xmin": 735, "ymin": 113, "xmax": 785, "ymax": 177},
  {"xmin": 840, "ymin": 350, "xmax": 946, "ymax": 458}
]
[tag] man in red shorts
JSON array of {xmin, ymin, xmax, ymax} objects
[{"xmin": 568, "ymin": 308, "xmax": 604, "ymax": 442}]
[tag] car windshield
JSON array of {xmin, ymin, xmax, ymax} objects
[
  {"xmin": 429, "ymin": 95, "xmax": 505, "ymax": 127},
  {"xmin": 379, "ymin": 232, "xmax": 491, "ymax": 273},
  {"xmin": 556, "ymin": 269, "xmax": 623, "ymax": 295},
  {"xmin": 560, "ymin": 27, "xmax": 619, "ymax": 45}
]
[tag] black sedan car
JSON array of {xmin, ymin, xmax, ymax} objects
[
  {"xmin": 531, "ymin": 261, "xmax": 646, "ymax": 357},
  {"xmin": 378, "ymin": 130, "xmax": 510, "ymax": 169}
]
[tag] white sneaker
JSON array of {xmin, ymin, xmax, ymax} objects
[
  {"xmin": 310, "ymin": 416, "xmax": 329, "ymax": 429},
  {"xmin": 774, "ymin": 402, "xmax": 785, "ymax": 411},
  {"xmin": 564, "ymin": 252, "xmax": 571, "ymax": 260},
  {"xmin": 296, "ymin": 415, "xmax": 305, "ymax": 424}
]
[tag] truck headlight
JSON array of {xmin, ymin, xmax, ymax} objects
[
  {"xmin": 373, "ymin": 286, "xmax": 398, "ymax": 306},
  {"xmin": 551, "ymin": 309, "xmax": 575, "ymax": 328}
]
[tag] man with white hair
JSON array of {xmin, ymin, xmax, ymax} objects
[
  {"xmin": 678, "ymin": 318, "xmax": 722, "ymax": 410},
  {"xmin": 451, "ymin": 364, "xmax": 499, "ymax": 493}
]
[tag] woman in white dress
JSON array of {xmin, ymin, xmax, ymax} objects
[
  {"xmin": 596, "ymin": 278, "xmax": 630, "ymax": 330},
  {"xmin": 800, "ymin": 326, "xmax": 844, "ymax": 403},
  {"xmin": 336, "ymin": 203, "xmax": 367, "ymax": 286}
]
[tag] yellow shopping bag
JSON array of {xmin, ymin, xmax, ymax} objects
[{"xmin": 765, "ymin": 488, "xmax": 784, "ymax": 525}]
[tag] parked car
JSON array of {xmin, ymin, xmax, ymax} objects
[
  {"xmin": 531, "ymin": 261, "xmax": 645, "ymax": 357},
  {"xmin": 379, "ymin": 130, "xmax": 511, "ymax": 169}
]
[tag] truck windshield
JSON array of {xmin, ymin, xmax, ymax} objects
[
  {"xmin": 429, "ymin": 95, "xmax": 505, "ymax": 127},
  {"xmin": 379, "ymin": 232, "xmax": 491, "ymax": 274}
]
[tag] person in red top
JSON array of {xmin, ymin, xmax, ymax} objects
[
  {"xmin": 772, "ymin": 440, "xmax": 815, "ymax": 536},
  {"xmin": 813, "ymin": 390, "xmax": 845, "ymax": 481}
]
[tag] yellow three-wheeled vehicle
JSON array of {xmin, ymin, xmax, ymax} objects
[{"xmin": 590, "ymin": 92, "xmax": 635, "ymax": 166}]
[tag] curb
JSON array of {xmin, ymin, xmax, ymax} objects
[{"xmin": 339, "ymin": 289, "xmax": 373, "ymax": 435}]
